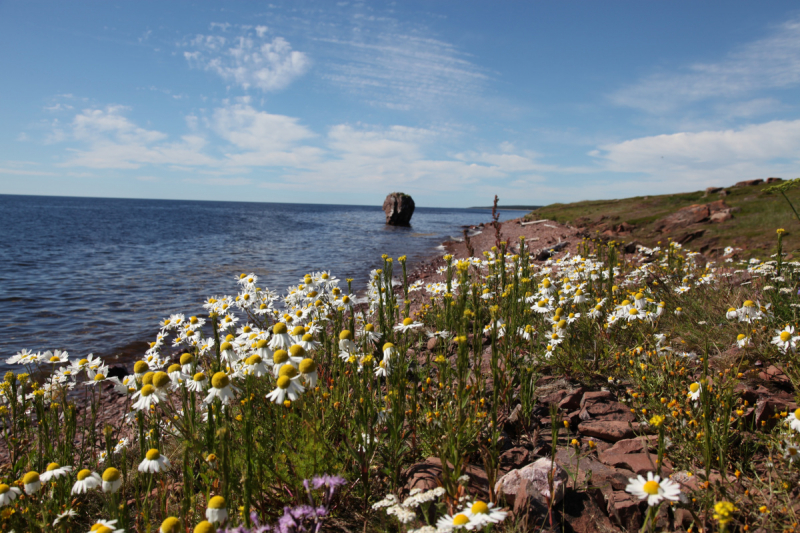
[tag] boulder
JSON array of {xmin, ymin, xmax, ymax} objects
[
  {"xmin": 704, "ymin": 187, "xmax": 723, "ymax": 197},
  {"xmin": 495, "ymin": 457, "xmax": 568, "ymax": 508},
  {"xmin": 734, "ymin": 179, "xmax": 764, "ymax": 187},
  {"xmin": 383, "ymin": 192, "xmax": 415, "ymax": 226},
  {"xmin": 598, "ymin": 452, "xmax": 672, "ymax": 476},
  {"xmin": 710, "ymin": 211, "xmax": 732, "ymax": 223},
  {"xmin": 767, "ymin": 177, "xmax": 784, "ymax": 183}
]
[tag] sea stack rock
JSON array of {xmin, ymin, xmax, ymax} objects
[{"xmin": 383, "ymin": 192, "xmax": 415, "ymax": 226}]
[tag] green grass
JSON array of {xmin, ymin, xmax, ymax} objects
[{"xmin": 526, "ymin": 181, "xmax": 800, "ymax": 257}]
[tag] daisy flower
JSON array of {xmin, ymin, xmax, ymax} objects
[
  {"xmin": 736, "ymin": 334, "xmax": 751, "ymax": 348},
  {"xmin": 374, "ymin": 359, "xmax": 390, "ymax": 378},
  {"xmin": 532, "ymin": 299, "xmax": 553, "ymax": 314},
  {"xmin": 53, "ymin": 508, "xmax": 77, "ymax": 525},
  {"xmin": 179, "ymin": 352, "xmax": 195, "ymax": 374},
  {"xmin": 786, "ymin": 408, "xmax": 800, "ymax": 432},
  {"xmin": 40, "ymin": 462, "xmax": 73, "ymax": 482},
  {"xmin": 71, "ymin": 469, "xmax": 102, "ymax": 494},
  {"xmin": 0, "ymin": 483, "xmax": 21, "ymax": 507},
  {"xmin": 463, "ymin": 500, "xmax": 508, "ymax": 529},
  {"xmin": 625, "ymin": 472, "xmax": 681, "ymax": 506},
  {"xmin": 102, "ymin": 468, "xmax": 123, "ymax": 493},
  {"xmin": 772, "ymin": 326, "xmax": 797, "ymax": 352},
  {"xmin": 687, "ymin": 382, "xmax": 702, "ymax": 402},
  {"xmin": 204, "ymin": 372, "xmax": 238, "ymax": 405},
  {"xmin": 206, "ymin": 495, "xmax": 228, "ymax": 524},
  {"xmin": 572, "ymin": 288, "xmax": 587, "ymax": 304},
  {"xmin": 187, "ymin": 372, "xmax": 208, "ymax": 392},
  {"xmin": 358, "ymin": 323, "xmax": 381, "ymax": 343},
  {"xmin": 726, "ymin": 307, "xmax": 738, "ymax": 320},
  {"xmin": 269, "ymin": 322, "xmax": 293, "ymax": 350},
  {"xmin": 298, "ymin": 333, "xmax": 320, "ymax": 352},
  {"xmin": 131, "ymin": 384, "xmax": 165, "ymax": 411},
  {"xmin": 383, "ymin": 342, "xmax": 397, "ymax": 360},
  {"xmin": 436, "ymin": 512, "xmax": 472, "ymax": 531},
  {"xmin": 138, "ymin": 448, "xmax": 171, "ymax": 474},
  {"xmin": 22, "ymin": 471, "xmax": 41, "ymax": 494},
  {"xmin": 243, "ymin": 354, "xmax": 269, "ymax": 377},
  {"xmin": 737, "ymin": 300, "xmax": 761, "ymax": 322},
  {"xmin": 784, "ymin": 441, "xmax": 800, "ymax": 462},
  {"xmin": 42, "ymin": 350, "xmax": 70, "ymax": 364},
  {"xmin": 133, "ymin": 360, "xmax": 150, "ymax": 379},
  {"xmin": 266, "ymin": 372, "xmax": 305, "ymax": 405},
  {"xmin": 338, "ymin": 330, "xmax": 357, "ymax": 353},
  {"xmin": 394, "ymin": 317, "xmax": 423, "ymax": 332},
  {"xmin": 298, "ymin": 358, "xmax": 318, "ymax": 387}
]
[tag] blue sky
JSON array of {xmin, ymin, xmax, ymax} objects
[{"xmin": 2, "ymin": 1, "xmax": 800, "ymax": 207}]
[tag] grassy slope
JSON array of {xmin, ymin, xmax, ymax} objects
[{"xmin": 526, "ymin": 181, "xmax": 800, "ymax": 257}]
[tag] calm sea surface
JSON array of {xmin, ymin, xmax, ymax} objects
[{"xmin": 0, "ymin": 195, "xmax": 527, "ymax": 371}]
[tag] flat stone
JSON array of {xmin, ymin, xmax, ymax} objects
[
  {"xmin": 404, "ymin": 458, "xmax": 489, "ymax": 497},
  {"xmin": 603, "ymin": 436, "xmax": 657, "ymax": 455},
  {"xmin": 734, "ymin": 179, "xmax": 764, "ymax": 187},
  {"xmin": 608, "ymin": 490, "xmax": 643, "ymax": 531},
  {"xmin": 579, "ymin": 421, "xmax": 637, "ymax": 442},
  {"xmin": 599, "ymin": 452, "xmax": 672, "ymax": 476},
  {"xmin": 581, "ymin": 390, "xmax": 615, "ymax": 408}
]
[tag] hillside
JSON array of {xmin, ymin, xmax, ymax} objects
[{"xmin": 526, "ymin": 178, "xmax": 798, "ymax": 258}]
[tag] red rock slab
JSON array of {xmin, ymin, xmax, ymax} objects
[{"xmin": 578, "ymin": 421, "xmax": 638, "ymax": 442}]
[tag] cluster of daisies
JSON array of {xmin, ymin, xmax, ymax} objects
[{"xmin": 373, "ymin": 488, "xmax": 508, "ymax": 532}]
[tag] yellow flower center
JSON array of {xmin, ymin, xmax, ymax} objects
[
  {"xmin": 299, "ymin": 358, "xmax": 316, "ymax": 374},
  {"xmin": 274, "ymin": 350, "xmax": 289, "ymax": 365},
  {"xmin": 279, "ymin": 364, "xmax": 299, "ymax": 379},
  {"xmin": 383, "ymin": 342, "xmax": 395, "ymax": 352},
  {"xmin": 211, "ymin": 372, "xmax": 230, "ymax": 389},
  {"xmin": 453, "ymin": 514, "xmax": 470, "ymax": 526},
  {"xmin": 142, "ymin": 372, "xmax": 155, "ymax": 386},
  {"xmin": 277, "ymin": 376, "xmax": 291, "ymax": 389},
  {"xmin": 403, "ymin": 318, "xmax": 413, "ymax": 326},
  {"xmin": 781, "ymin": 331, "xmax": 792, "ymax": 342},
  {"xmin": 140, "ymin": 384, "xmax": 156, "ymax": 397},
  {"xmin": 302, "ymin": 333, "xmax": 313, "ymax": 342},
  {"xmin": 289, "ymin": 345, "xmax": 305, "ymax": 358},
  {"xmin": 193, "ymin": 372, "xmax": 206, "ymax": 382},
  {"xmin": 339, "ymin": 330, "xmax": 353, "ymax": 341},
  {"xmin": 643, "ymin": 480, "xmax": 660, "ymax": 495},
  {"xmin": 79, "ymin": 358, "xmax": 89, "ymax": 366},
  {"xmin": 77, "ymin": 469, "xmax": 92, "ymax": 481},
  {"xmin": 208, "ymin": 495, "xmax": 226, "ymax": 509},
  {"xmin": 46, "ymin": 462, "xmax": 60, "ymax": 471},
  {"xmin": 689, "ymin": 383, "xmax": 700, "ymax": 393},
  {"xmin": 291, "ymin": 326, "xmax": 305, "ymax": 336},
  {"xmin": 153, "ymin": 371, "xmax": 170, "ymax": 389},
  {"xmin": 220, "ymin": 342, "xmax": 232, "ymax": 352},
  {"xmin": 22, "ymin": 471, "xmax": 40, "ymax": 484},
  {"xmin": 146, "ymin": 449, "xmax": 161, "ymax": 461},
  {"xmin": 365, "ymin": 323, "xmax": 374, "ymax": 332},
  {"xmin": 0, "ymin": 484, "xmax": 8, "ymax": 494},
  {"xmin": 246, "ymin": 354, "xmax": 262, "ymax": 365},
  {"xmin": 102, "ymin": 467, "xmax": 121, "ymax": 482},
  {"xmin": 743, "ymin": 300, "xmax": 755, "ymax": 307},
  {"xmin": 471, "ymin": 501, "xmax": 489, "ymax": 514},
  {"xmin": 91, "ymin": 526, "xmax": 113, "ymax": 533},
  {"xmin": 180, "ymin": 353, "xmax": 193, "ymax": 365},
  {"xmin": 134, "ymin": 361, "xmax": 149, "ymax": 373},
  {"xmin": 273, "ymin": 323, "xmax": 288, "ymax": 334},
  {"xmin": 161, "ymin": 517, "xmax": 181, "ymax": 533},
  {"xmin": 629, "ymin": 308, "xmax": 638, "ymax": 315}
]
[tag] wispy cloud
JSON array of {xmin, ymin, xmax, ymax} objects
[
  {"xmin": 612, "ymin": 17, "xmax": 800, "ymax": 114},
  {"xmin": 317, "ymin": 32, "xmax": 488, "ymax": 110},
  {"xmin": 182, "ymin": 26, "xmax": 309, "ymax": 92},
  {"xmin": 590, "ymin": 119, "xmax": 800, "ymax": 190}
]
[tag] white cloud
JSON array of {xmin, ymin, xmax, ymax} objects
[
  {"xmin": 0, "ymin": 167, "xmax": 57, "ymax": 176},
  {"xmin": 591, "ymin": 119, "xmax": 800, "ymax": 190},
  {"xmin": 183, "ymin": 28, "xmax": 309, "ymax": 92},
  {"xmin": 612, "ymin": 17, "xmax": 800, "ymax": 113}
]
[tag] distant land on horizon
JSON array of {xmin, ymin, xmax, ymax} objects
[{"xmin": 468, "ymin": 205, "xmax": 542, "ymax": 211}]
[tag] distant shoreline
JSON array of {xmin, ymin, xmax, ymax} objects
[{"xmin": 466, "ymin": 206, "xmax": 541, "ymax": 211}]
